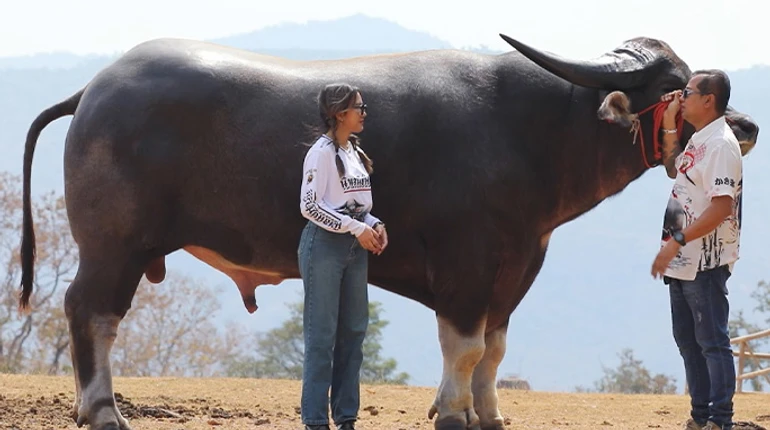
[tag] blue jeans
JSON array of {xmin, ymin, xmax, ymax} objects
[
  {"xmin": 668, "ymin": 265, "xmax": 735, "ymax": 429},
  {"xmin": 298, "ymin": 221, "xmax": 369, "ymax": 426}
]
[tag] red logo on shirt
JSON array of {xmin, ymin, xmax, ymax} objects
[{"xmin": 678, "ymin": 152, "xmax": 695, "ymax": 174}]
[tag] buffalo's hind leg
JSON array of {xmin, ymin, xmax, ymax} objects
[{"xmin": 65, "ymin": 252, "xmax": 147, "ymax": 430}]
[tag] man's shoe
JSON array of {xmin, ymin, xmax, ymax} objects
[
  {"xmin": 337, "ymin": 421, "xmax": 356, "ymax": 430},
  {"xmin": 304, "ymin": 425, "xmax": 331, "ymax": 430},
  {"xmin": 684, "ymin": 418, "xmax": 705, "ymax": 430}
]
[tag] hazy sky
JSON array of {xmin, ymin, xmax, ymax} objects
[{"xmin": 2, "ymin": 0, "xmax": 767, "ymax": 70}]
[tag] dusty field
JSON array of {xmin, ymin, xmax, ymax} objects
[{"xmin": 0, "ymin": 374, "xmax": 768, "ymax": 430}]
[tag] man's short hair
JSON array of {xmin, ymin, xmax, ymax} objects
[{"xmin": 693, "ymin": 69, "xmax": 731, "ymax": 115}]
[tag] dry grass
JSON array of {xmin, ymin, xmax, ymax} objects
[{"xmin": 1, "ymin": 373, "xmax": 768, "ymax": 429}]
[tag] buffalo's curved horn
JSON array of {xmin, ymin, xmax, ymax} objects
[{"xmin": 499, "ymin": 34, "xmax": 665, "ymax": 90}]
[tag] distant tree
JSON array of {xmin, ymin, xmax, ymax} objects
[
  {"xmin": 358, "ymin": 301, "xmax": 409, "ymax": 384},
  {"xmin": 1, "ymin": 172, "xmax": 251, "ymax": 377},
  {"xmin": 110, "ymin": 273, "xmax": 249, "ymax": 377},
  {"xmin": 29, "ymin": 292, "xmax": 70, "ymax": 374},
  {"xmin": 0, "ymin": 171, "xmax": 273, "ymax": 379},
  {"xmin": 224, "ymin": 300, "xmax": 305, "ymax": 379},
  {"xmin": 590, "ymin": 348, "xmax": 677, "ymax": 394},
  {"xmin": 0, "ymin": 172, "xmax": 77, "ymax": 374},
  {"xmin": 22, "ymin": 269, "xmax": 252, "ymax": 378},
  {"xmin": 225, "ymin": 298, "xmax": 410, "ymax": 385},
  {"xmin": 729, "ymin": 279, "xmax": 770, "ymax": 392}
]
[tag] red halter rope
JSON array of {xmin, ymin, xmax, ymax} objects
[{"xmin": 631, "ymin": 101, "xmax": 684, "ymax": 169}]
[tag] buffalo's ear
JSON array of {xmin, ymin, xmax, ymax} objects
[{"xmin": 597, "ymin": 91, "xmax": 638, "ymax": 128}]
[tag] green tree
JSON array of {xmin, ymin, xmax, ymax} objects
[
  {"xmin": 224, "ymin": 301, "xmax": 305, "ymax": 379},
  {"xmin": 225, "ymin": 298, "xmax": 410, "ymax": 385},
  {"xmin": 589, "ymin": 348, "xmax": 677, "ymax": 394},
  {"xmin": 359, "ymin": 302, "xmax": 409, "ymax": 384}
]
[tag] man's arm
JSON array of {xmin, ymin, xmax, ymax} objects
[
  {"xmin": 679, "ymin": 195, "xmax": 734, "ymax": 244},
  {"xmin": 661, "ymin": 132, "xmax": 682, "ymax": 179},
  {"xmin": 660, "ymin": 90, "xmax": 683, "ymax": 179},
  {"xmin": 652, "ymin": 195, "xmax": 733, "ymax": 279}
]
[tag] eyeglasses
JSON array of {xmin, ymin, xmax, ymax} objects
[
  {"xmin": 682, "ymin": 88, "xmax": 708, "ymax": 99},
  {"xmin": 348, "ymin": 103, "xmax": 367, "ymax": 115}
]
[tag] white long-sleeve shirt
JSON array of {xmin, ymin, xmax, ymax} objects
[{"xmin": 300, "ymin": 134, "xmax": 381, "ymax": 237}]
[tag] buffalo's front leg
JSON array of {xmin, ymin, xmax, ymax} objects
[
  {"xmin": 423, "ymin": 226, "xmax": 502, "ymax": 430},
  {"xmin": 428, "ymin": 315, "xmax": 486, "ymax": 430},
  {"xmin": 471, "ymin": 325, "xmax": 508, "ymax": 430}
]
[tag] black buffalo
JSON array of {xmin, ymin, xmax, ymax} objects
[{"xmin": 18, "ymin": 34, "xmax": 759, "ymax": 430}]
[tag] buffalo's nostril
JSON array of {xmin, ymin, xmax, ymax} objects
[
  {"xmin": 742, "ymin": 120, "xmax": 759, "ymax": 143},
  {"xmin": 730, "ymin": 115, "xmax": 760, "ymax": 143}
]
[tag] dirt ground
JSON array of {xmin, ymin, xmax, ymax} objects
[{"xmin": 0, "ymin": 374, "xmax": 768, "ymax": 430}]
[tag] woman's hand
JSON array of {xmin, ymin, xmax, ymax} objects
[
  {"xmin": 374, "ymin": 223, "xmax": 388, "ymax": 255},
  {"xmin": 357, "ymin": 226, "xmax": 382, "ymax": 254}
]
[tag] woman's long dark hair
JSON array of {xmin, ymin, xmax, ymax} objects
[{"xmin": 316, "ymin": 83, "xmax": 373, "ymax": 177}]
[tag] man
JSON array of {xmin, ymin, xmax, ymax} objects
[{"xmin": 651, "ymin": 70, "xmax": 742, "ymax": 430}]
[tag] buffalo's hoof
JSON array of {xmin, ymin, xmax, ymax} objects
[
  {"xmin": 73, "ymin": 414, "xmax": 130, "ymax": 430},
  {"xmin": 481, "ymin": 425, "xmax": 506, "ymax": 430},
  {"xmin": 434, "ymin": 416, "xmax": 481, "ymax": 430}
]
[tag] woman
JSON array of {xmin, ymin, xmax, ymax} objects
[{"xmin": 298, "ymin": 83, "xmax": 388, "ymax": 430}]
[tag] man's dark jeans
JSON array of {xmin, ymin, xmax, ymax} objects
[{"xmin": 667, "ymin": 265, "xmax": 735, "ymax": 429}]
